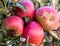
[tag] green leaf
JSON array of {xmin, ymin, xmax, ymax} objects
[
  {"xmin": 0, "ymin": 14, "xmax": 3, "ymax": 18},
  {"xmin": 0, "ymin": 1, "xmax": 4, "ymax": 8},
  {"xmin": 43, "ymin": 42, "xmax": 51, "ymax": 46},
  {"xmin": 29, "ymin": 44, "xmax": 36, "ymax": 46},
  {"xmin": 2, "ymin": 0, "xmax": 8, "ymax": 8},
  {"xmin": 7, "ymin": 39, "xmax": 16, "ymax": 45},
  {"xmin": 0, "ymin": 8, "xmax": 7, "ymax": 14},
  {"xmin": 14, "ymin": 2, "xmax": 26, "ymax": 12}
]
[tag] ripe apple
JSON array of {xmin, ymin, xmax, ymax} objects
[
  {"xmin": 36, "ymin": 6, "xmax": 59, "ymax": 39},
  {"xmin": 16, "ymin": 0, "xmax": 35, "ymax": 20},
  {"xmin": 22, "ymin": 21, "xmax": 44, "ymax": 46},
  {"xmin": 3, "ymin": 16, "xmax": 24, "ymax": 37}
]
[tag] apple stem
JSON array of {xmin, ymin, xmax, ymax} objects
[
  {"xmin": 19, "ymin": 42, "xmax": 22, "ymax": 46},
  {"xmin": 48, "ymin": 30, "xmax": 59, "ymax": 40},
  {"xmin": 23, "ymin": 16, "xmax": 31, "ymax": 27},
  {"xmin": 25, "ymin": 16, "xmax": 31, "ymax": 23},
  {"xmin": 26, "ymin": 35, "xmax": 30, "ymax": 46}
]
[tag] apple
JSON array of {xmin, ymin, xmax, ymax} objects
[
  {"xmin": 16, "ymin": 0, "xmax": 35, "ymax": 20},
  {"xmin": 3, "ymin": 16, "xmax": 24, "ymax": 37},
  {"xmin": 22, "ymin": 21, "xmax": 44, "ymax": 46},
  {"xmin": 36, "ymin": 6, "xmax": 59, "ymax": 39}
]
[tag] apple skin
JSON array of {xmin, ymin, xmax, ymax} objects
[
  {"xmin": 22, "ymin": 21, "xmax": 44, "ymax": 46},
  {"xmin": 16, "ymin": 0, "xmax": 35, "ymax": 20},
  {"xmin": 3, "ymin": 16, "xmax": 24, "ymax": 37},
  {"xmin": 36, "ymin": 6, "xmax": 59, "ymax": 31}
]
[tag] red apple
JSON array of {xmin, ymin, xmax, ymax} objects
[
  {"xmin": 36, "ymin": 6, "xmax": 59, "ymax": 39},
  {"xmin": 22, "ymin": 21, "xmax": 44, "ymax": 46},
  {"xmin": 3, "ymin": 16, "xmax": 24, "ymax": 37},
  {"xmin": 16, "ymin": 0, "xmax": 35, "ymax": 20}
]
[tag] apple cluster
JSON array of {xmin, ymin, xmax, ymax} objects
[{"xmin": 2, "ymin": 0, "xmax": 59, "ymax": 46}]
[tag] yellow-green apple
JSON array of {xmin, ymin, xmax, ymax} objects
[{"xmin": 36, "ymin": 6, "xmax": 59, "ymax": 39}]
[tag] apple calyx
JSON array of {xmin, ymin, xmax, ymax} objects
[{"xmin": 7, "ymin": 29, "xmax": 16, "ymax": 37}]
